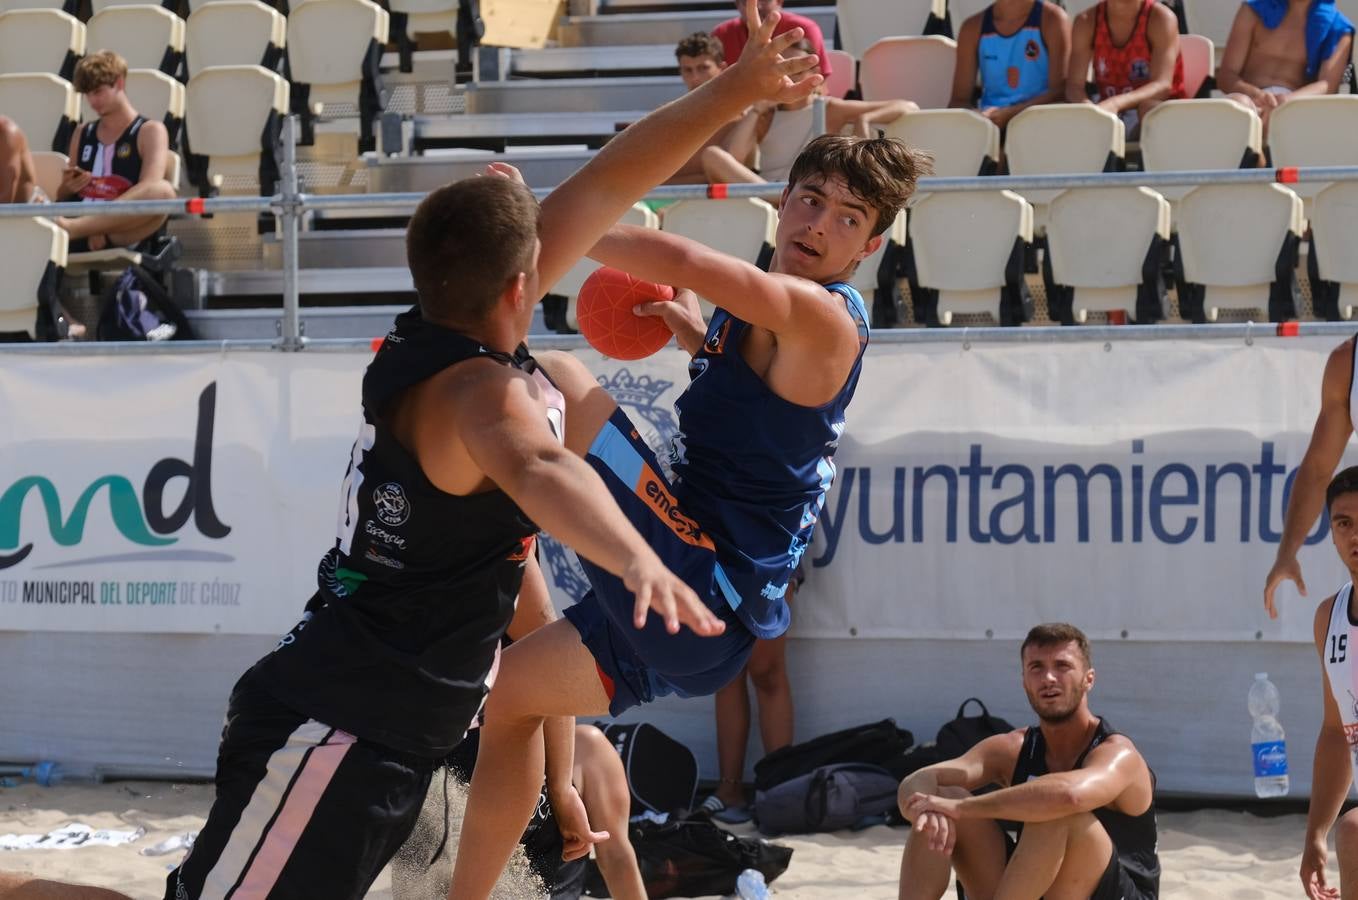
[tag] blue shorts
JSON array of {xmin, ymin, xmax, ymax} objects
[{"xmin": 563, "ymin": 409, "xmax": 755, "ymax": 716}]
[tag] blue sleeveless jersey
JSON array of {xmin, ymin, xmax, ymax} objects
[{"xmin": 669, "ymin": 283, "xmax": 869, "ymax": 640}]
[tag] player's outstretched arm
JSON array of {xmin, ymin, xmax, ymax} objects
[
  {"xmin": 1303, "ymin": 595, "xmax": 1352, "ymax": 899},
  {"xmin": 590, "ymin": 224, "xmax": 863, "ymax": 349},
  {"xmin": 1266, "ymin": 338, "xmax": 1355, "ymax": 618},
  {"xmin": 453, "ymin": 366, "xmax": 723, "ymax": 637},
  {"xmin": 533, "ymin": 0, "xmax": 821, "ymax": 296}
]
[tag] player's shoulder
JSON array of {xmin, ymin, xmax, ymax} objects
[{"xmin": 1316, "ymin": 589, "xmax": 1343, "ymax": 639}]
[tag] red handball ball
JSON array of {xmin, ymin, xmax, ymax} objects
[{"xmin": 576, "ymin": 266, "xmax": 675, "ymax": 361}]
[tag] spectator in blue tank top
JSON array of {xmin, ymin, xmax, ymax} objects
[{"xmin": 950, "ymin": 0, "xmax": 1071, "ymax": 129}]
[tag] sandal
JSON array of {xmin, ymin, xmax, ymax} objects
[{"xmin": 697, "ymin": 793, "xmax": 752, "ymax": 825}]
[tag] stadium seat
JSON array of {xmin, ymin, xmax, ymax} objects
[
  {"xmin": 186, "ymin": 1, "xmax": 285, "ymax": 80},
  {"xmin": 824, "ymin": 49, "xmax": 856, "ymax": 99},
  {"xmin": 0, "ymin": 9, "xmax": 83, "ymax": 80},
  {"xmin": 1266, "ymin": 95, "xmax": 1358, "ymax": 214},
  {"xmin": 82, "ymin": 68, "xmax": 184, "ymax": 150},
  {"xmin": 91, "ymin": 0, "xmax": 177, "ymax": 14},
  {"xmin": 906, "ymin": 190, "xmax": 1033, "ymax": 326},
  {"xmin": 286, "ymin": 0, "xmax": 389, "ymax": 152},
  {"xmin": 184, "ymin": 64, "xmax": 287, "ymax": 195},
  {"xmin": 1310, "ymin": 181, "xmax": 1358, "ymax": 319},
  {"xmin": 859, "ymin": 36, "xmax": 957, "ymax": 108},
  {"xmin": 1005, "ymin": 103, "xmax": 1123, "ymax": 232},
  {"xmin": 882, "ymin": 108, "xmax": 999, "ymax": 177},
  {"xmin": 0, "ymin": 0, "xmax": 76, "ymax": 12},
  {"xmin": 845, "ymin": 210, "xmax": 909, "ymax": 327},
  {"xmin": 1139, "ymin": 98, "xmax": 1261, "ymax": 218},
  {"xmin": 0, "ymin": 216, "xmax": 66, "ymax": 339},
  {"xmin": 1179, "ymin": 33, "xmax": 1214, "ymax": 97},
  {"xmin": 1064, "ymin": 0, "xmax": 1099, "ymax": 16},
  {"xmin": 1176, "ymin": 183, "xmax": 1305, "ymax": 322},
  {"xmin": 947, "ymin": 0, "xmax": 989, "ymax": 33},
  {"xmin": 660, "ymin": 197, "xmax": 778, "ymax": 316},
  {"xmin": 1183, "ymin": 0, "xmax": 1236, "ymax": 54},
  {"xmin": 87, "ymin": 5, "xmax": 185, "ymax": 77},
  {"xmin": 29, "ymin": 150, "xmax": 65, "ymax": 200},
  {"xmin": 1046, "ymin": 187, "xmax": 1171, "ymax": 323},
  {"xmin": 551, "ymin": 203, "xmax": 658, "ymax": 332},
  {"xmin": 0, "ymin": 72, "xmax": 77, "ymax": 152},
  {"xmin": 837, "ymin": 0, "xmax": 945, "ymax": 57}
]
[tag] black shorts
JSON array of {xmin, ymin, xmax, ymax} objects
[{"xmin": 165, "ymin": 670, "xmax": 433, "ymax": 900}]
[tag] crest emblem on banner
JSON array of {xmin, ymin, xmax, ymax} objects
[{"xmin": 540, "ymin": 369, "xmax": 677, "ymax": 602}]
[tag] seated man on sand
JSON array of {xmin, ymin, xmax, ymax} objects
[
  {"xmin": 897, "ymin": 622, "xmax": 1159, "ymax": 900},
  {"xmin": 1218, "ymin": 0, "xmax": 1354, "ymax": 130},
  {"xmin": 55, "ymin": 50, "xmax": 175, "ymax": 252},
  {"xmin": 0, "ymin": 118, "xmax": 41, "ymax": 204},
  {"xmin": 1300, "ymin": 466, "xmax": 1358, "ymax": 899}
]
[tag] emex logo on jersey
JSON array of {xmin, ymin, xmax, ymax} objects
[{"xmin": 636, "ymin": 467, "xmax": 713, "ymax": 551}]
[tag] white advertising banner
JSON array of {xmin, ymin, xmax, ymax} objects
[{"xmin": 0, "ymin": 335, "xmax": 1351, "ymax": 641}]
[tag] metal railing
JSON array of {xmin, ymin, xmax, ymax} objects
[{"xmin": 3, "ymin": 114, "xmax": 1358, "ymax": 354}]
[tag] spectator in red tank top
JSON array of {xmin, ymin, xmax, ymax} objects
[
  {"xmin": 712, "ymin": 0, "xmax": 832, "ymax": 79},
  {"xmin": 1064, "ymin": 0, "xmax": 1184, "ymax": 138}
]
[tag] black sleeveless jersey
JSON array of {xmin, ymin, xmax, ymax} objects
[
  {"xmin": 75, "ymin": 116, "xmax": 145, "ymax": 201},
  {"xmin": 254, "ymin": 307, "xmax": 563, "ymax": 757},
  {"xmin": 1010, "ymin": 718, "xmax": 1160, "ymax": 897}
]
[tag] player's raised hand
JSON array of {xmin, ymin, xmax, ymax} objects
[
  {"xmin": 482, "ymin": 161, "xmax": 527, "ymax": 185},
  {"xmin": 1264, "ymin": 553, "xmax": 1307, "ymax": 620},
  {"xmin": 727, "ymin": 0, "xmax": 822, "ymax": 106},
  {"xmin": 623, "ymin": 554, "xmax": 725, "ymax": 636}
]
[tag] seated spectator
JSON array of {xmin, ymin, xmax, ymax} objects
[
  {"xmin": 0, "ymin": 117, "xmax": 41, "ymax": 204},
  {"xmin": 55, "ymin": 50, "xmax": 175, "ymax": 252},
  {"xmin": 951, "ymin": 0, "xmax": 1071, "ymax": 129},
  {"xmin": 712, "ymin": 0, "xmax": 832, "ymax": 80},
  {"xmin": 667, "ymin": 32, "xmax": 744, "ymax": 185},
  {"xmin": 897, "ymin": 623, "xmax": 1160, "ymax": 900},
  {"xmin": 701, "ymin": 42, "xmax": 916, "ymax": 184},
  {"xmin": 1065, "ymin": 0, "xmax": 1186, "ymax": 137},
  {"xmin": 1218, "ymin": 0, "xmax": 1354, "ymax": 129}
]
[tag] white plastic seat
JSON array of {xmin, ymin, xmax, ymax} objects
[
  {"xmin": 837, "ymin": 0, "xmax": 945, "ymax": 57},
  {"xmin": 908, "ymin": 190, "xmax": 1033, "ymax": 325},
  {"xmin": 0, "ymin": 216, "xmax": 66, "ymax": 338},
  {"xmin": 1140, "ymin": 98, "xmax": 1261, "ymax": 216},
  {"xmin": 1310, "ymin": 182, "xmax": 1358, "ymax": 319},
  {"xmin": 388, "ymin": 0, "xmax": 455, "ymax": 43},
  {"xmin": 1183, "ymin": 0, "xmax": 1237, "ymax": 50},
  {"xmin": 286, "ymin": 0, "xmax": 388, "ymax": 112},
  {"xmin": 1180, "ymin": 33, "xmax": 1214, "ymax": 98},
  {"xmin": 186, "ymin": 0, "xmax": 285, "ymax": 79},
  {"xmin": 1064, "ymin": 0, "xmax": 1099, "ymax": 16},
  {"xmin": 1047, "ymin": 187, "xmax": 1171, "ymax": 322},
  {"xmin": 661, "ymin": 197, "xmax": 778, "ymax": 316},
  {"xmin": 824, "ymin": 48, "xmax": 857, "ymax": 99},
  {"xmin": 1005, "ymin": 103, "xmax": 1125, "ymax": 232},
  {"xmin": 184, "ymin": 64, "xmax": 287, "ymax": 193},
  {"xmin": 947, "ymin": 0, "xmax": 989, "ymax": 32},
  {"xmin": 0, "ymin": 72, "xmax": 77, "ymax": 152},
  {"xmin": 882, "ymin": 108, "xmax": 999, "ymax": 177},
  {"xmin": 845, "ymin": 210, "xmax": 908, "ymax": 305},
  {"xmin": 91, "ymin": 0, "xmax": 174, "ymax": 13},
  {"xmin": 556, "ymin": 203, "xmax": 658, "ymax": 331},
  {"xmin": 1177, "ymin": 183, "xmax": 1305, "ymax": 321},
  {"xmin": 83, "ymin": 68, "xmax": 184, "ymax": 143},
  {"xmin": 87, "ymin": 5, "xmax": 185, "ymax": 75},
  {"xmin": 29, "ymin": 149, "xmax": 65, "ymax": 199},
  {"xmin": 0, "ymin": 0, "xmax": 71, "ymax": 10},
  {"xmin": 860, "ymin": 36, "xmax": 957, "ymax": 108},
  {"xmin": 0, "ymin": 9, "xmax": 83, "ymax": 79},
  {"xmin": 1267, "ymin": 95, "xmax": 1358, "ymax": 214}
]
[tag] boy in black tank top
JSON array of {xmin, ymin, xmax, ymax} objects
[
  {"xmin": 157, "ymin": 10, "xmax": 820, "ymax": 899},
  {"xmin": 898, "ymin": 624, "xmax": 1159, "ymax": 900},
  {"xmin": 53, "ymin": 51, "xmax": 175, "ymax": 252}
]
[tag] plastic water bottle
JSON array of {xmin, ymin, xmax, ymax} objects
[
  {"xmin": 1249, "ymin": 673, "xmax": 1289, "ymax": 797},
  {"xmin": 736, "ymin": 868, "xmax": 769, "ymax": 900}
]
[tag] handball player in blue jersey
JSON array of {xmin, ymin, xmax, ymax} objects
[{"xmin": 451, "ymin": 100, "xmax": 932, "ymax": 900}]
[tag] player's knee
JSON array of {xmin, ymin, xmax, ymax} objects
[
  {"xmin": 1021, "ymin": 810, "xmax": 1098, "ymax": 841},
  {"xmin": 1337, "ymin": 809, "xmax": 1358, "ymax": 853},
  {"xmin": 746, "ymin": 653, "xmax": 786, "ymax": 693}
]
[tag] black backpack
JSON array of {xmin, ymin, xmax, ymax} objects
[
  {"xmin": 97, "ymin": 264, "xmax": 194, "ymax": 341},
  {"xmin": 936, "ymin": 698, "xmax": 1014, "ymax": 759},
  {"xmin": 579, "ymin": 817, "xmax": 793, "ymax": 898},
  {"xmin": 753, "ymin": 718, "xmax": 915, "ymax": 791},
  {"xmin": 753, "ymin": 762, "xmax": 900, "ymax": 835},
  {"xmin": 597, "ymin": 722, "xmax": 698, "ymax": 818}
]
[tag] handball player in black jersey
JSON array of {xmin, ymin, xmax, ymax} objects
[
  {"xmin": 898, "ymin": 624, "xmax": 1160, "ymax": 900},
  {"xmin": 158, "ymin": 8, "xmax": 821, "ymax": 898}
]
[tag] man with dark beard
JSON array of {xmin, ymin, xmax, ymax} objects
[{"xmin": 895, "ymin": 623, "xmax": 1159, "ymax": 900}]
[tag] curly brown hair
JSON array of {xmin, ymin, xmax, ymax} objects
[
  {"xmin": 73, "ymin": 50, "xmax": 128, "ymax": 94},
  {"xmin": 673, "ymin": 32, "xmax": 724, "ymax": 64}
]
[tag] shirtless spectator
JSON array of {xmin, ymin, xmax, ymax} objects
[
  {"xmin": 667, "ymin": 33, "xmax": 744, "ymax": 185},
  {"xmin": 712, "ymin": 0, "xmax": 832, "ymax": 80},
  {"xmin": 951, "ymin": 0, "xmax": 1071, "ymax": 129},
  {"xmin": 1065, "ymin": 0, "xmax": 1186, "ymax": 138},
  {"xmin": 55, "ymin": 50, "xmax": 175, "ymax": 252},
  {"xmin": 1219, "ymin": 0, "xmax": 1354, "ymax": 130},
  {"xmin": 0, "ymin": 117, "xmax": 41, "ymax": 204}
]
